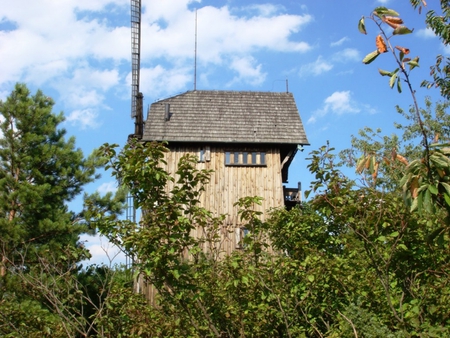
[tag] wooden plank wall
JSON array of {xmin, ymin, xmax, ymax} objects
[
  {"xmin": 163, "ymin": 145, "xmax": 284, "ymax": 255},
  {"xmin": 138, "ymin": 145, "xmax": 285, "ymax": 301}
]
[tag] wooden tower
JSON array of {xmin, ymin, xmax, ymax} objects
[{"xmin": 141, "ymin": 90, "xmax": 309, "ymax": 254}]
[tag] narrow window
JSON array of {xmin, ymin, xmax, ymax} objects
[
  {"xmin": 236, "ymin": 227, "xmax": 250, "ymax": 249},
  {"xmin": 260, "ymin": 152, "xmax": 266, "ymax": 165},
  {"xmin": 199, "ymin": 148, "xmax": 205, "ymax": 162},
  {"xmin": 225, "ymin": 151, "xmax": 231, "ymax": 165},
  {"xmin": 251, "ymin": 152, "xmax": 257, "ymax": 164},
  {"xmin": 234, "ymin": 152, "xmax": 239, "ymax": 164},
  {"xmin": 243, "ymin": 152, "xmax": 248, "ymax": 164},
  {"xmin": 205, "ymin": 146, "xmax": 211, "ymax": 162}
]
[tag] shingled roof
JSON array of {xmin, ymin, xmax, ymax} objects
[{"xmin": 142, "ymin": 90, "xmax": 308, "ymax": 145}]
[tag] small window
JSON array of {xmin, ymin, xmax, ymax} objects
[
  {"xmin": 234, "ymin": 152, "xmax": 239, "ymax": 164},
  {"xmin": 251, "ymin": 152, "xmax": 257, "ymax": 164},
  {"xmin": 260, "ymin": 152, "xmax": 266, "ymax": 165},
  {"xmin": 236, "ymin": 227, "xmax": 250, "ymax": 249},
  {"xmin": 225, "ymin": 151, "xmax": 266, "ymax": 166},
  {"xmin": 243, "ymin": 152, "xmax": 248, "ymax": 165},
  {"xmin": 198, "ymin": 146, "xmax": 210, "ymax": 162},
  {"xmin": 225, "ymin": 151, "xmax": 231, "ymax": 164},
  {"xmin": 199, "ymin": 148, "xmax": 205, "ymax": 162}
]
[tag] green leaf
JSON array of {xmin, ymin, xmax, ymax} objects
[
  {"xmin": 408, "ymin": 57, "xmax": 420, "ymax": 70},
  {"xmin": 430, "ymin": 153, "xmax": 450, "ymax": 168},
  {"xmin": 393, "ymin": 26, "xmax": 413, "ymax": 35},
  {"xmin": 428, "ymin": 184, "xmax": 438, "ymax": 195},
  {"xmin": 397, "ymin": 77, "xmax": 402, "ymax": 93},
  {"xmin": 307, "ymin": 275, "xmax": 315, "ymax": 283},
  {"xmin": 398, "ymin": 243, "xmax": 408, "ymax": 250},
  {"xmin": 242, "ymin": 276, "xmax": 249, "ymax": 285},
  {"xmin": 373, "ymin": 7, "xmax": 400, "ymax": 17},
  {"xmin": 363, "ymin": 50, "xmax": 380, "ymax": 64},
  {"xmin": 358, "ymin": 16, "xmax": 367, "ymax": 35},
  {"xmin": 410, "ymin": 197, "xmax": 418, "ymax": 212},
  {"xmin": 378, "ymin": 69, "xmax": 392, "ymax": 76},
  {"xmin": 390, "ymin": 73, "xmax": 398, "ymax": 88},
  {"xmin": 304, "ymin": 189, "xmax": 311, "ymax": 200},
  {"xmin": 424, "ymin": 188, "xmax": 432, "ymax": 211},
  {"xmin": 441, "ymin": 182, "xmax": 450, "ymax": 196},
  {"xmin": 444, "ymin": 193, "xmax": 450, "ymax": 207}
]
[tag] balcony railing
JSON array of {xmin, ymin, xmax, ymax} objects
[{"xmin": 283, "ymin": 182, "xmax": 301, "ymax": 210}]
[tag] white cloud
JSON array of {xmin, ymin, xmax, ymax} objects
[
  {"xmin": 332, "ymin": 48, "xmax": 361, "ymax": 62},
  {"xmin": 0, "ymin": 1, "xmax": 129, "ymax": 132},
  {"xmin": 73, "ymin": 0, "xmax": 128, "ymax": 12},
  {"xmin": 97, "ymin": 181, "xmax": 118, "ymax": 194},
  {"xmin": 330, "ymin": 37, "xmax": 349, "ymax": 47},
  {"xmin": 416, "ymin": 27, "xmax": 436, "ymax": 39},
  {"xmin": 73, "ymin": 68, "xmax": 120, "ymax": 92},
  {"xmin": 0, "ymin": 90, "xmax": 10, "ymax": 102},
  {"xmin": 66, "ymin": 88, "xmax": 103, "ymax": 109},
  {"xmin": 66, "ymin": 108, "xmax": 100, "ymax": 129},
  {"xmin": 242, "ymin": 4, "xmax": 285, "ymax": 17},
  {"xmin": 1, "ymin": 0, "xmax": 313, "ymax": 130},
  {"xmin": 139, "ymin": 65, "xmax": 192, "ymax": 99},
  {"xmin": 299, "ymin": 48, "xmax": 360, "ymax": 77},
  {"xmin": 325, "ymin": 91, "xmax": 360, "ymax": 114},
  {"xmin": 228, "ymin": 56, "xmax": 266, "ymax": 86},
  {"xmin": 416, "ymin": 28, "xmax": 450, "ymax": 55},
  {"xmin": 443, "ymin": 45, "xmax": 450, "ymax": 55},
  {"xmin": 79, "ymin": 234, "xmax": 126, "ymax": 266},
  {"xmin": 141, "ymin": 4, "xmax": 312, "ymax": 64},
  {"xmin": 308, "ymin": 91, "xmax": 361, "ymax": 124},
  {"xmin": 300, "ymin": 56, "xmax": 333, "ymax": 76}
]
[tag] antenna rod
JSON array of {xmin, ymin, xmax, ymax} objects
[{"xmin": 194, "ymin": 8, "xmax": 198, "ymax": 91}]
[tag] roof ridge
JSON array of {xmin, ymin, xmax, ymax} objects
[{"xmin": 154, "ymin": 90, "xmax": 292, "ymax": 103}]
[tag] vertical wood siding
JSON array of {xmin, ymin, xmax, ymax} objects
[
  {"xmin": 164, "ymin": 145, "xmax": 283, "ymax": 254},
  {"xmin": 139, "ymin": 145, "xmax": 284, "ymax": 301}
]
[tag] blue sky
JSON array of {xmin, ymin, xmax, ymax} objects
[{"xmin": 0, "ymin": 0, "xmax": 446, "ymax": 264}]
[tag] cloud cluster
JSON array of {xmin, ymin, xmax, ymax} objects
[
  {"xmin": 1, "ymin": 0, "xmax": 312, "ymax": 129},
  {"xmin": 299, "ymin": 37, "xmax": 360, "ymax": 77},
  {"xmin": 308, "ymin": 91, "xmax": 360, "ymax": 124}
]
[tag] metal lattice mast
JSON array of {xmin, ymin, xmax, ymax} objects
[
  {"xmin": 131, "ymin": 0, "xmax": 141, "ymax": 119},
  {"xmin": 126, "ymin": 1, "xmax": 142, "ymax": 272}
]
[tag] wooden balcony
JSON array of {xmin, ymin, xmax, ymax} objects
[{"xmin": 283, "ymin": 182, "xmax": 301, "ymax": 210}]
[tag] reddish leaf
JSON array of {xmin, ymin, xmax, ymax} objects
[{"xmin": 376, "ymin": 35, "xmax": 388, "ymax": 53}]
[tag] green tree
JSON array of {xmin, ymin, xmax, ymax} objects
[
  {"xmin": 0, "ymin": 83, "xmax": 100, "ymax": 274},
  {"xmin": 93, "ymin": 137, "xmax": 450, "ymax": 337},
  {"xmin": 409, "ymin": 0, "xmax": 450, "ymax": 99},
  {"xmin": 0, "ymin": 83, "xmax": 124, "ymax": 337}
]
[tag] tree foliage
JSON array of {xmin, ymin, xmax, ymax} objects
[
  {"xmin": 3, "ymin": 2, "xmax": 450, "ymax": 336},
  {"xmin": 87, "ymin": 139, "xmax": 450, "ymax": 337},
  {"xmin": 0, "ymin": 84, "xmax": 123, "ymax": 337},
  {"xmin": 410, "ymin": 0, "xmax": 450, "ymax": 99},
  {"xmin": 0, "ymin": 83, "xmax": 99, "ymax": 273}
]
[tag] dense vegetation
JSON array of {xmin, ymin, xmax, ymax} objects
[{"xmin": 2, "ymin": 1, "xmax": 450, "ymax": 337}]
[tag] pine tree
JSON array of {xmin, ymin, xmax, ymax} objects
[{"xmin": 0, "ymin": 83, "xmax": 98, "ymax": 275}]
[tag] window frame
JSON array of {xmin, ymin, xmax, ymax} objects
[
  {"xmin": 225, "ymin": 150, "xmax": 267, "ymax": 167},
  {"xmin": 198, "ymin": 146, "xmax": 211, "ymax": 163}
]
